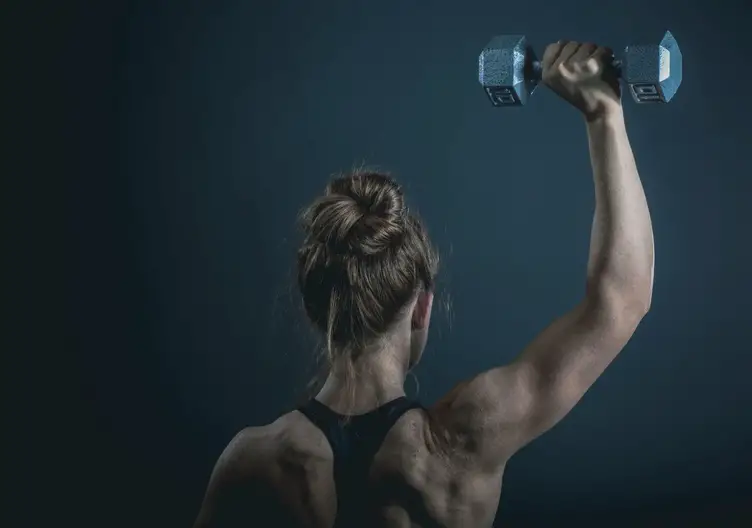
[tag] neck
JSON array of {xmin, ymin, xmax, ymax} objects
[{"xmin": 315, "ymin": 343, "xmax": 409, "ymax": 415}]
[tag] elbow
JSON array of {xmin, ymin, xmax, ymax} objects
[
  {"xmin": 587, "ymin": 276, "xmax": 653, "ymax": 320},
  {"xmin": 617, "ymin": 284, "xmax": 652, "ymax": 321},
  {"xmin": 587, "ymin": 246, "xmax": 654, "ymax": 317},
  {"xmin": 631, "ymin": 271, "xmax": 654, "ymax": 316},
  {"xmin": 642, "ymin": 283, "xmax": 653, "ymax": 314},
  {"xmin": 623, "ymin": 276, "xmax": 653, "ymax": 317}
]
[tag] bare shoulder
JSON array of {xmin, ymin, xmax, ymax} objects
[
  {"xmin": 430, "ymin": 293, "xmax": 649, "ymax": 474},
  {"xmin": 220, "ymin": 424, "xmax": 271, "ymax": 472},
  {"xmin": 197, "ymin": 422, "xmax": 278, "ymax": 502},
  {"xmin": 427, "ymin": 365, "xmax": 531, "ymax": 463},
  {"xmin": 220, "ymin": 412, "xmax": 333, "ymax": 474},
  {"xmin": 194, "ymin": 413, "xmax": 333, "ymax": 528}
]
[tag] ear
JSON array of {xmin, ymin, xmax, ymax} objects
[{"xmin": 411, "ymin": 290, "xmax": 434, "ymax": 330}]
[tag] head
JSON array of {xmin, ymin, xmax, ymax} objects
[{"xmin": 297, "ymin": 169, "xmax": 439, "ymax": 379}]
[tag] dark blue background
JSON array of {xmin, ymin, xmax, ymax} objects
[{"xmin": 10, "ymin": 0, "xmax": 752, "ymax": 526}]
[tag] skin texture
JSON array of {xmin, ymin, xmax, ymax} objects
[{"xmin": 194, "ymin": 41, "xmax": 654, "ymax": 528}]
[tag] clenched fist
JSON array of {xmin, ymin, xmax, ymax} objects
[{"xmin": 541, "ymin": 41, "xmax": 622, "ymax": 121}]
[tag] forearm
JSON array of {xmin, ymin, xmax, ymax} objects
[{"xmin": 585, "ymin": 110, "xmax": 654, "ymax": 309}]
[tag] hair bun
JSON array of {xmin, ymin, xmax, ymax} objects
[{"xmin": 301, "ymin": 171, "xmax": 406, "ymax": 256}]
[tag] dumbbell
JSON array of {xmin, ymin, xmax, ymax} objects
[{"xmin": 478, "ymin": 31, "xmax": 682, "ymax": 106}]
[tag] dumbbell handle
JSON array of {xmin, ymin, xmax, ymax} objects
[{"xmin": 530, "ymin": 58, "xmax": 623, "ymax": 81}]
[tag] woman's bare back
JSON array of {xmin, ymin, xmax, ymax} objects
[
  {"xmin": 243, "ymin": 404, "xmax": 505, "ymax": 527},
  {"xmin": 196, "ymin": 290, "xmax": 650, "ymax": 527}
]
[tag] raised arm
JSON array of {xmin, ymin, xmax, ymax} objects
[{"xmin": 433, "ymin": 41, "xmax": 654, "ymax": 468}]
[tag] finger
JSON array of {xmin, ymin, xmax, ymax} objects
[
  {"xmin": 591, "ymin": 46, "xmax": 613, "ymax": 59},
  {"xmin": 595, "ymin": 45, "xmax": 613, "ymax": 57},
  {"xmin": 589, "ymin": 46, "xmax": 616, "ymax": 68},
  {"xmin": 572, "ymin": 42, "xmax": 597, "ymax": 61},
  {"xmin": 541, "ymin": 40, "xmax": 566, "ymax": 72},
  {"xmin": 590, "ymin": 46, "xmax": 621, "ymax": 92},
  {"xmin": 554, "ymin": 41, "xmax": 582, "ymax": 68}
]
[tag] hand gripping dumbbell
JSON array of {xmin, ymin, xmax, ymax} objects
[{"xmin": 478, "ymin": 31, "xmax": 682, "ymax": 106}]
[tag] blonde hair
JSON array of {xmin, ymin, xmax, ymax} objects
[{"xmin": 297, "ymin": 168, "xmax": 438, "ymax": 417}]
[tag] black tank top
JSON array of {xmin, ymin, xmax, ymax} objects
[{"xmin": 297, "ymin": 397, "xmax": 426, "ymax": 527}]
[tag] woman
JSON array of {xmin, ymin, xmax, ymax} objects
[{"xmin": 194, "ymin": 40, "xmax": 654, "ymax": 527}]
